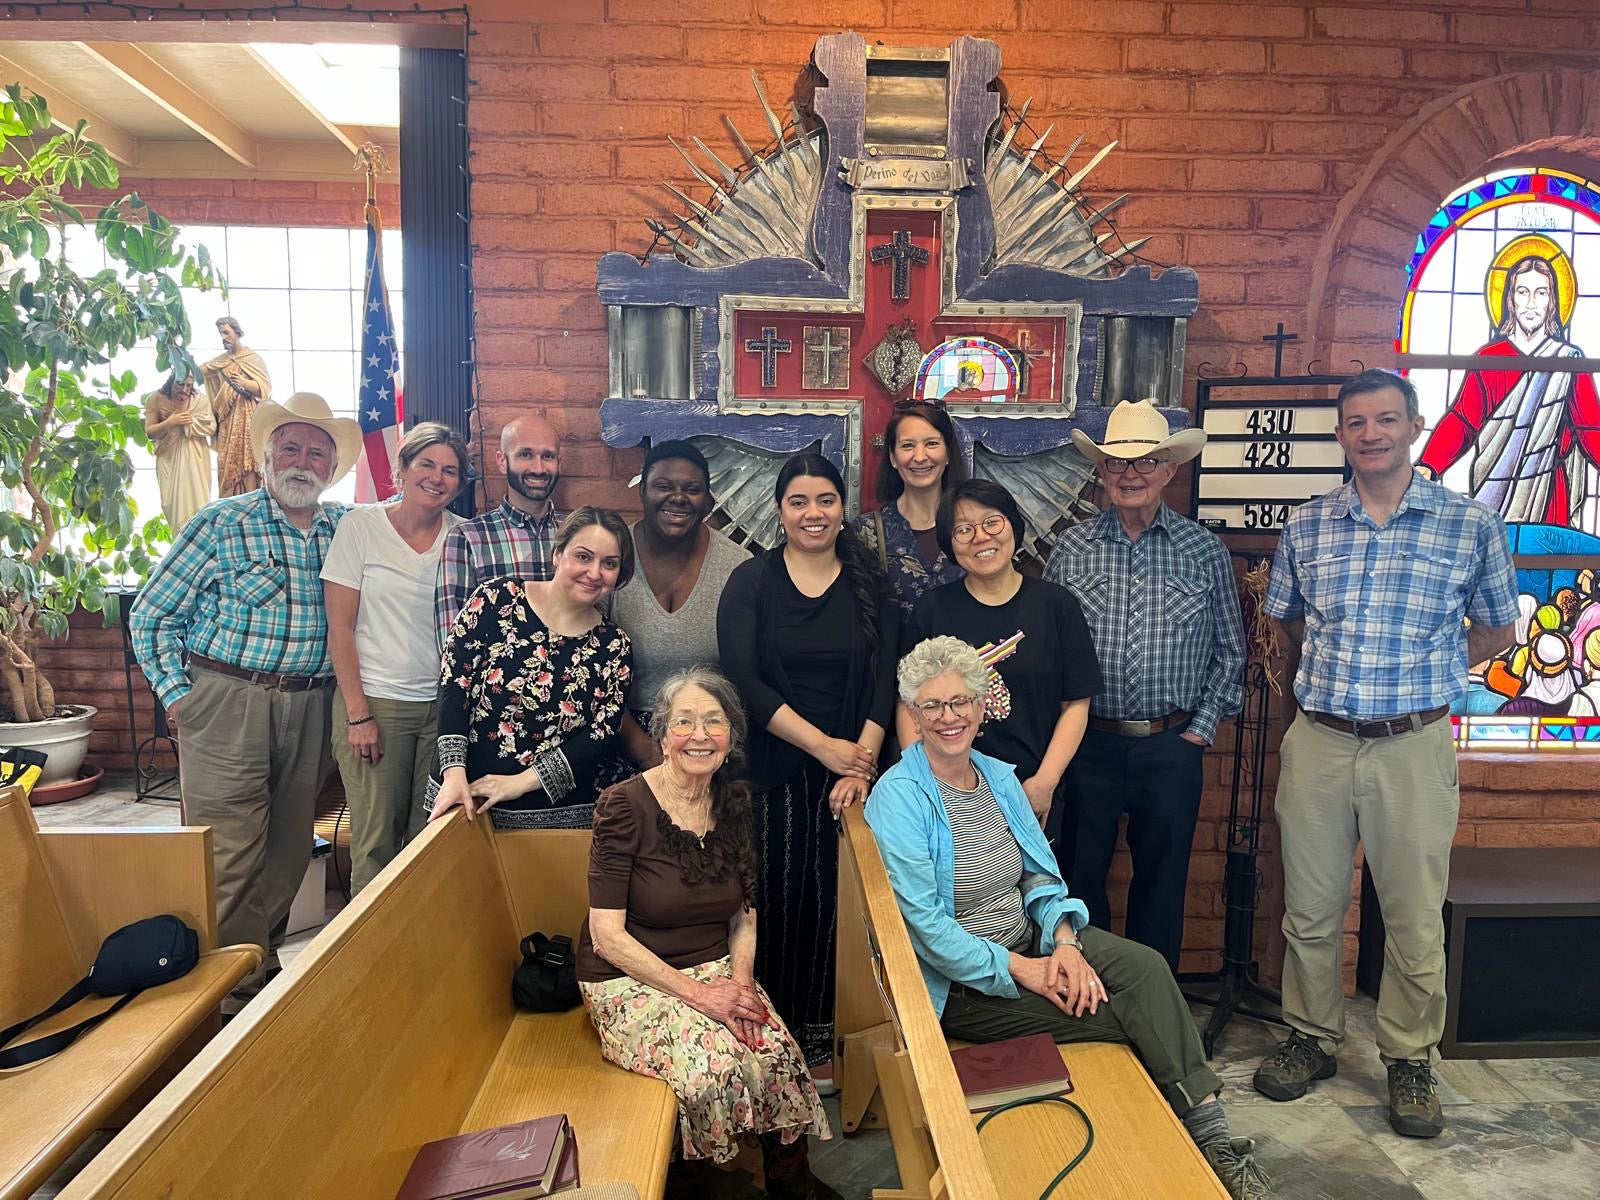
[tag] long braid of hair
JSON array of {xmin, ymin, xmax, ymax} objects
[{"xmin": 835, "ymin": 522, "xmax": 888, "ymax": 652}]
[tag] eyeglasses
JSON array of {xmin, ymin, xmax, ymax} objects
[
  {"xmin": 1101, "ymin": 456, "xmax": 1167, "ymax": 476},
  {"xmin": 914, "ymin": 695, "xmax": 976, "ymax": 718},
  {"xmin": 667, "ymin": 713, "xmax": 731, "ymax": 737},
  {"xmin": 950, "ymin": 515, "xmax": 1009, "ymax": 544}
]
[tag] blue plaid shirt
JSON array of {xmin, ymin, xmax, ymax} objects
[
  {"xmin": 435, "ymin": 498, "xmax": 565, "ymax": 648},
  {"xmin": 1264, "ymin": 476, "xmax": 1519, "ymax": 720},
  {"xmin": 1045, "ymin": 504, "xmax": 1245, "ymax": 743},
  {"xmin": 131, "ymin": 489, "xmax": 349, "ymax": 708}
]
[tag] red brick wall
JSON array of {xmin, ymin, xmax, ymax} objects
[
  {"xmin": 20, "ymin": 0, "xmax": 1600, "ymax": 987},
  {"xmin": 57, "ymin": 177, "xmax": 400, "ymax": 228}
]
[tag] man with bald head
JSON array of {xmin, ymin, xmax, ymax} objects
[{"xmin": 435, "ymin": 414, "xmax": 565, "ymax": 644}]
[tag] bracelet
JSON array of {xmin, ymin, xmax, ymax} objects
[
  {"xmin": 347, "ymin": 714, "xmax": 376, "ymax": 727},
  {"xmin": 1054, "ymin": 934, "xmax": 1084, "ymax": 952}
]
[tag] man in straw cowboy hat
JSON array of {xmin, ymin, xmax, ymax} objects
[
  {"xmin": 1256, "ymin": 369, "xmax": 1518, "ymax": 1138},
  {"xmin": 1044, "ymin": 399, "xmax": 1245, "ymax": 972},
  {"xmin": 133, "ymin": 392, "xmax": 361, "ymax": 1008}
]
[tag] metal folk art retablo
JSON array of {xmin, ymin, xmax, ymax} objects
[{"xmin": 599, "ymin": 32, "xmax": 1199, "ymax": 550}]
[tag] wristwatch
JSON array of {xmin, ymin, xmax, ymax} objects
[{"xmin": 1053, "ymin": 931, "xmax": 1084, "ymax": 953}]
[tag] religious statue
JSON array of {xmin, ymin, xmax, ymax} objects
[
  {"xmin": 143, "ymin": 370, "xmax": 215, "ymax": 534},
  {"xmin": 1419, "ymin": 242, "xmax": 1600, "ymax": 526},
  {"xmin": 202, "ymin": 316, "xmax": 272, "ymax": 497}
]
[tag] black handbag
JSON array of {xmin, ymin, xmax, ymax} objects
[
  {"xmin": 0, "ymin": 914, "xmax": 200, "ymax": 1068},
  {"xmin": 513, "ymin": 932, "xmax": 580, "ymax": 1013}
]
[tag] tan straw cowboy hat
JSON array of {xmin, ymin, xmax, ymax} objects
[
  {"xmin": 1070, "ymin": 398, "xmax": 1207, "ymax": 465},
  {"xmin": 249, "ymin": 392, "xmax": 364, "ymax": 486}
]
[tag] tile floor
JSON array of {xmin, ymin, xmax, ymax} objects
[{"xmin": 28, "ymin": 779, "xmax": 1600, "ymax": 1200}]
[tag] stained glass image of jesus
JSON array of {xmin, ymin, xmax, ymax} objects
[{"xmin": 1418, "ymin": 237, "xmax": 1600, "ymax": 526}]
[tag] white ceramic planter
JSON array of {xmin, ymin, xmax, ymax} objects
[{"xmin": 0, "ymin": 704, "xmax": 98, "ymax": 784}]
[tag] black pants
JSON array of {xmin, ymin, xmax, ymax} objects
[{"xmin": 1063, "ymin": 724, "xmax": 1205, "ymax": 972}]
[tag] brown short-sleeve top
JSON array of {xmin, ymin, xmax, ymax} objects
[{"xmin": 576, "ymin": 774, "xmax": 754, "ymax": 984}]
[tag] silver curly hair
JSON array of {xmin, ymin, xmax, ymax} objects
[{"xmin": 897, "ymin": 635, "xmax": 988, "ymax": 706}]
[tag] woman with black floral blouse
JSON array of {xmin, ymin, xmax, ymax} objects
[{"xmin": 427, "ymin": 507, "xmax": 636, "ymax": 829}]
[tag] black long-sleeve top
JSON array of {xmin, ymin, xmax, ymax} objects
[{"xmin": 716, "ymin": 548, "xmax": 899, "ymax": 791}]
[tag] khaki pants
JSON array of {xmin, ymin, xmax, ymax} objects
[
  {"xmin": 331, "ymin": 689, "xmax": 439, "ymax": 894},
  {"xmin": 179, "ymin": 665, "xmax": 333, "ymax": 992},
  {"xmin": 940, "ymin": 925, "xmax": 1223, "ymax": 1116},
  {"xmin": 1276, "ymin": 711, "xmax": 1459, "ymax": 1064}
]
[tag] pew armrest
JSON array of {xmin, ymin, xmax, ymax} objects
[{"xmin": 37, "ymin": 827, "xmax": 220, "ymax": 953}]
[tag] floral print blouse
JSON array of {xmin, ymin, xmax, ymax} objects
[
  {"xmin": 852, "ymin": 498, "xmax": 964, "ymax": 617},
  {"xmin": 434, "ymin": 577, "xmax": 633, "ymax": 828}
]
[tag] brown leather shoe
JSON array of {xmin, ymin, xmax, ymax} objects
[{"xmin": 1388, "ymin": 1061, "xmax": 1445, "ymax": 1138}]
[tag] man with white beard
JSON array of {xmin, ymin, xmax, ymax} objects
[{"xmin": 133, "ymin": 392, "xmax": 361, "ymax": 1010}]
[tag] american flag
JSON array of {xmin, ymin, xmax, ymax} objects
[{"xmin": 354, "ymin": 200, "xmax": 402, "ymax": 502}]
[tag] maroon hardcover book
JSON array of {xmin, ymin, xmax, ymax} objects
[
  {"xmin": 394, "ymin": 1114, "xmax": 570, "ymax": 1200},
  {"xmin": 950, "ymin": 1033, "xmax": 1073, "ymax": 1113}
]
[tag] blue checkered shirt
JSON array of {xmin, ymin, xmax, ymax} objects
[
  {"xmin": 434, "ymin": 498, "xmax": 566, "ymax": 648},
  {"xmin": 1045, "ymin": 504, "xmax": 1245, "ymax": 743},
  {"xmin": 131, "ymin": 489, "xmax": 349, "ymax": 709},
  {"xmin": 1264, "ymin": 476, "xmax": 1520, "ymax": 720}
]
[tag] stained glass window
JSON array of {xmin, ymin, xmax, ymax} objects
[{"xmin": 1399, "ymin": 166, "xmax": 1600, "ymax": 746}]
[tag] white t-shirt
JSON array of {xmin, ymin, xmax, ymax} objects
[{"xmin": 320, "ymin": 503, "xmax": 463, "ymax": 702}]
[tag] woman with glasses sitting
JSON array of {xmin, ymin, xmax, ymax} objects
[
  {"xmin": 578, "ymin": 667, "xmax": 836, "ymax": 1199},
  {"xmin": 901, "ymin": 479, "xmax": 1101, "ymax": 851},
  {"xmin": 867, "ymin": 637, "xmax": 1271, "ymax": 1200}
]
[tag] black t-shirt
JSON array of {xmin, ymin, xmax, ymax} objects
[{"xmin": 908, "ymin": 577, "xmax": 1103, "ymax": 780}]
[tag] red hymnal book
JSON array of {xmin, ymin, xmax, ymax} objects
[
  {"xmin": 395, "ymin": 1114, "xmax": 575, "ymax": 1200},
  {"xmin": 950, "ymin": 1033, "xmax": 1074, "ymax": 1113}
]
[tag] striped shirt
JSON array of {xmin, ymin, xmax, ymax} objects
[
  {"xmin": 131, "ymin": 488, "xmax": 348, "ymax": 709},
  {"xmin": 434, "ymin": 498, "xmax": 565, "ymax": 648},
  {"xmin": 1264, "ymin": 476, "xmax": 1520, "ymax": 720},
  {"xmin": 938, "ymin": 773, "xmax": 1032, "ymax": 952},
  {"xmin": 1045, "ymin": 503, "xmax": 1246, "ymax": 743}
]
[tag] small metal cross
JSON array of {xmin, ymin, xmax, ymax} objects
[
  {"xmin": 870, "ymin": 229, "xmax": 930, "ymax": 302},
  {"xmin": 744, "ymin": 325, "xmax": 793, "ymax": 389},
  {"xmin": 1262, "ymin": 323, "xmax": 1300, "ymax": 378}
]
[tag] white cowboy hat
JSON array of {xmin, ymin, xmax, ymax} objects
[
  {"xmin": 250, "ymin": 392, "xmax": 363, "ymax": 486},
  {"xmin": 1070, "ymin": 398, "xmax": 1207, "ymax": 465}
]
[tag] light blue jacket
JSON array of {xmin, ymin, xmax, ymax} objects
[{"xmin": 864, "ymin": 741, "xmax": 1089, "ymax": 1017}]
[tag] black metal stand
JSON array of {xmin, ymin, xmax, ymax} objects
[
  {"xmin": 117, "ymin": 591, "xmax": 180, "ymax": 805},
  {"xmin": 1178, "ymin": 578, "xmax": 1288, "ymax": 1058}
]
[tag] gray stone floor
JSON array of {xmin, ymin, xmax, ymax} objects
[{"xmin": 29, "ymin": 779, "xmax": 1600, "ymax": 1199}]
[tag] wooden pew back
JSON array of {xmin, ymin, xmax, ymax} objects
[
  {"xmin": 63, "ymin": 812, "xmax": 520, "ymax": 1200},
  {"xmin": 0, "ymin": 786, "xmax": 87, "ymax": 1026}
]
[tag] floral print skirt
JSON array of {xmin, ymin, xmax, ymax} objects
[{"xmin": 580, "ymin": 956, "xmax": 830, "ymax": 1163}]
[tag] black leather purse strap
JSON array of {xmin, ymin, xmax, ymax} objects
[{"xmin": 0, "ymin": 979, "xmax": 140, "ymax": 1069}]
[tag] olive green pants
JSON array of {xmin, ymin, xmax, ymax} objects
[
  {"xmin": 331, "ymin": 689, "xmax": 439, "ymax": 895},
  {"xmin": 939, "ymin": 924, "xmax": 1223, "ymax": 1116},
  {"xmin": 1276, "ymin": 711, "xmax": 1459, "ymax": 1065},
  {"xmin": 178, "ymin": 665, "xmax": 333, "ymax": 992}
]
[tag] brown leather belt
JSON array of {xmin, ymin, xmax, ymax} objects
[
  {"xmin": 190, "ymin": 654, "xmax": 333, "ymax": 693},
  {"xmin": 1088, "ymin": 709, "xmax": 1193, "ymax": 738},
  {"xmin": 1305, "ymin": 705, "xmax": 1450, "ymax": 740}
]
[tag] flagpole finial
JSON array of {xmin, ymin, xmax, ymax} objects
[{"xmin": 354, "ymin": 142, "xmax": 390, "ymax": 207}]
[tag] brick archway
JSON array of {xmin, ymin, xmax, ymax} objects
[{"xmin": 1304, "ymin": 69, "xmax": 1600, "ymax": 372}]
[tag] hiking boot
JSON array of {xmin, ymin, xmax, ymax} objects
[
  {"xmin": 1203, "ymin": 1136, "xmax": 1274, "ymax": 1200},
  {"xmin": 1252, "ymin": 1029, "xmax": 1336, "ymax": 1101},
  {"xmin": 1388, "ymin": 1061, "xmax": 1444, "ymax": 1138}
]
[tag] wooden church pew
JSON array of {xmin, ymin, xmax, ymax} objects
[
  {"xmin": 835, "ymin": 806, "xmax": 1228, "ymax": 1200},
  {"xmin": 0, "ymin": 785, "xmax": 261, "ymax": 1200},
  {"xmin": 58, "ymin": 813, "xmax": 676, "ymax": 1200}
]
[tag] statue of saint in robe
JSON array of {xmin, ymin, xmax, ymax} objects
[
  {"xmin": 203, "ymin": 316, "xmax": 273, "ymax": 497},
  {"xmin": 143, "ymin": 370, "xmax": 215, "ymax": 534},
  {"xmin": 1420, "ymin": 255, "xmax": 1600, "ymax": 526}
]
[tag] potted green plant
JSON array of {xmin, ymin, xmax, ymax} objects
[{"xmin": 0, "ymin": 85, "xmax": 220, "ymax": 791}]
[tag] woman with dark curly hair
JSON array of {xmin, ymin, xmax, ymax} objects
[
  {"xmin": 579, "ymin": 668, "xmax": 835, "ymax": 1200},
  {"xmin": 717, "ymin": 453, "xmax": 899, "ymax": 1074}
]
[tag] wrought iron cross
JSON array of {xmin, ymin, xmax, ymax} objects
[
  {"xmin": 1262, "ymin": 323, "xmax": 1300, "ymax": 378},
  {"xmin": 870, "ymin": 228, "xmax": 930, "ymax": 302},
  {"xmin": 744, "ymin": 325, "xmax": 793, "ymax": 389}
]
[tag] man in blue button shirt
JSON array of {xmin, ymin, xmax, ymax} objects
[{"xmin": 1255, "ymin": 370, "xmax": 1518, "ymax": 1138}]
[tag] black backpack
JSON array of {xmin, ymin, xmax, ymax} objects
[
  {"xmin": 0, "ymin": 915, "xmax": 199, "ymax": 1068},
  {"xmin": 512, "ymin": 931, "xmax": 580, "ymax": 1013}
]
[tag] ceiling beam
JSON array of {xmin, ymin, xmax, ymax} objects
[
  {"xmin": 73, "ymin": 41, "xmax": 257, "ymax": 167},
  {"xmin": 0, "ymin": 53, "xmax": 138, "ymax": 165},
  {"xmin": 242, "ymin": 45, "xmax": 358, "ymax": 157}
]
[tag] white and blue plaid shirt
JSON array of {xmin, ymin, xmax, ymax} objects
[
  {"xmin": 1264, "ymin": 476, "xmax": 1519, "ymax": 721},
  {"xmin": 131, "ymin": 489, "xmax": 348, "ymax": 709},
  {"xmin": 1045, "ymin": 504, "xmax": 1245, "ymax": 743}
]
